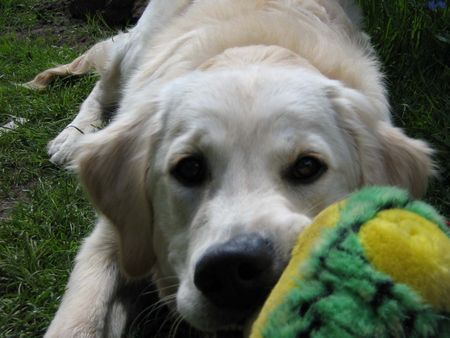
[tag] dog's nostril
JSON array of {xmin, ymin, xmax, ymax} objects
[{"xmin": 194, "ymin": 234, "xmax": 279, "ymax": 310}]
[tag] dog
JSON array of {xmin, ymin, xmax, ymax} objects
[{"xmin": 30, "ymin": 0, "xmax": 434, "ymax": 336}]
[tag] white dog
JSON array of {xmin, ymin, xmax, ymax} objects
[{"xmin": 30, "ymin": 0, "xmax": 433, "ymax": 336}]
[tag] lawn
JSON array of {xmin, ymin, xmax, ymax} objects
[{"xmin": 0, "ymin": 0, "xmax": 449, "ymax": 337}]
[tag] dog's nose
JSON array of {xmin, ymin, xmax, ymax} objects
[{"xmin": 194, "ymin": 234, "xmax": 279, "ymax": 310}]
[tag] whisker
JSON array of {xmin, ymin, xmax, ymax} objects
[
  {"xmin": 152, "ymin": 275, "xmax": 179, "ymax": 283},
  {"xmin": 129, "ymin": 293, "xmax": 177, "ymax": 334},
  {"xmin": 144, "ymin": 294, "xmax": 177, "ymax": 320},
  {"xmin": 140, "ymin": 282, "xmax": 180, "ymax": 296},
  {"xmin": 168, "ymin": 313, "xmax": 184, "ymax": 338},
  {"xmin": 153, "ymin": 300, "xmax": 179, "ymax": 337}
]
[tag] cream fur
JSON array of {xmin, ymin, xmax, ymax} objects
[{"xmin": 39, "ymin": 0, "xmax": 434, "ymax": 336}]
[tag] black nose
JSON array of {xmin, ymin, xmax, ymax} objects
[{"xmin": 194, "ymin": 234, "xmax": 279, "ymax": 310}]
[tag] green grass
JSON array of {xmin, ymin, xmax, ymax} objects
[
  {"xmin": 0, "ymin": 0, "xmax": 449, "ymax": 336},
  {"xmin": 355, "ymin": 0, "xmax": 450, "ymax": 211},
  {"xmin": 0, "ymin": 0, "xmax": 110, "ymax": 336}
]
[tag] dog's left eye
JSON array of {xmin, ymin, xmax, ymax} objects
[
  {"xmin": 284, "ymin": 155, "xmax": 327, "ymax": 184},
  {"xmin": 170, "ymin": 155, "xmax": 208, "ymax": 187}
]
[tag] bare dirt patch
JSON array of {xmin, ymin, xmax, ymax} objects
[
  {"xmin": 0, "ymin": 181, "xmax": 35, "ymax": 221},
  {"xmin": 23, "ymin": 0, "xmax": 147, "ymax": 49},
  {"xmin": 29, "ymin": 0, "xmax": 100, "ymax": 48}
]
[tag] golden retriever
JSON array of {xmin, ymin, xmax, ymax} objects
[{"xmin": 30, "ymin": 0, "xmax": 433, "ymax": 336}]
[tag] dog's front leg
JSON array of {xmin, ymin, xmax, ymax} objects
[
  {"xmin": 45, "ymin": 217, "xmax": 123, "ymax": 338},
  {"xmin": 48, "ymin": 79, "xmax": 107, "ymax": 165}
]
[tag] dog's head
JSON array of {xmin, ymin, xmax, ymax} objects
[{"xmin": 75, "ymin": 47, "xmax": 433, "ymax": 332}]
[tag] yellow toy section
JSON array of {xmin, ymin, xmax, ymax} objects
[{"xmin": 359, "ymin": 209, "xmax": 450, "ymax": 312}]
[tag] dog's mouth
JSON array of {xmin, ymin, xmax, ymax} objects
[
  {"xmin": 121, "ymin": 275, "xmax": 265, "ymax": 337},
  {"xmin": 217, "ymin": 327, "xmax": 244, "ymax": 338}
]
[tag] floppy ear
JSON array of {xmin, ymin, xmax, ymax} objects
[
  {"xmin": 330, "ymin": 85, "xmax": 434, "ymax": 198},
  {"xmin": 75, "ymin": 115, "xmax": 157, "ymax": 278},
  {"xmin": 374, "ymin": 121, "xmax": 434, "ymax": 197}
]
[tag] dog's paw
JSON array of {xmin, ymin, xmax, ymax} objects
[{"xmin": 48, "ymin": 125, "xmax": 95, "ymax": 165}]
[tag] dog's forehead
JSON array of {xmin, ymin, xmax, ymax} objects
[{"xmin": 160, "ymin": 66, "xmax": 337, "ymax": 137}]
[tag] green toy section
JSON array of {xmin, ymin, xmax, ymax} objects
[{"xmin": 250, "ymin": 186, "xmax": 450, "ymax": 338}]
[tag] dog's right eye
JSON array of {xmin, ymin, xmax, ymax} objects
[{"xmin": 170, "ymin": 155, "xmax": 208, "ymax": 187}]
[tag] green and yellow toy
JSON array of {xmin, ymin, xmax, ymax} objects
[{"xmin": 250, "ymin": 186, "xmax": 450, "ymax": 338}]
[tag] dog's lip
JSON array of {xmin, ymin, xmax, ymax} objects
[
  {"xmin": 215, "ymin": 309, "xmax": 260, "ymax": 337},
  {"xmin": 190, "ymin": 305, "xmax": 250, "ymax": 334},
  {"xmin": 217, "ymin": 330, "xmax": 243, "ymax": 338},
  {"xmin": 217, "ymin": 324, "xmax": 244, "ymax": 338}
]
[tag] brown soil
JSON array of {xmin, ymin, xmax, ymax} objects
[
  {"xmin": 30, "ymin": 0, "xmax": 104, "ymax": 48},
  {"xmin": 0, "ymin": 181, "xmax": 34, "ymax": 221},
  {"xmin": 23, "ymin": 0, "xmax": 148, "ymax": 48}
]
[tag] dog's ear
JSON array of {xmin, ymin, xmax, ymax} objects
[
  {"xmin": 374, "ymin": 121, "xmax": 434, "ymax": 197},
  {"xmin": 329, "ymin": 85, "xmax": 434, "ymax": 198},
  {"xmin": 75, "ymin": 114, "xmax": 157, "ymax": 278}
]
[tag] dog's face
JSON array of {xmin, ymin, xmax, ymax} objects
[
  {"xmin": 76, "ymin": 59, "xmax": 432, "ymax": 332},
  {"xmin": 149, "ymin": 66, "xmax": 361, "ymax": 330}
]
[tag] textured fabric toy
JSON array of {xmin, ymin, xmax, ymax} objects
[{"xmin": 250, "ymin": 186, "xmax": 450, "ymax": 338}]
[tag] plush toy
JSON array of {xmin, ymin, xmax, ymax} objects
[{"xmin": 250, "ymin": 186, "xmax": 450, "ymax": 338}]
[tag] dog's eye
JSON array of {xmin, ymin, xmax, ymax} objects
[
  {"xmin": 171, "ymin": 155, "xmax": 208, "ymax": 186},
  {"xmin": 285, "ymin": 156, "xmax": 327, "ymax": 184}
]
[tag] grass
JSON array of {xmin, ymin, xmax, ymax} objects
[
  {"xmin": 0, "ymin": 0, "xmax": 449, "ymax": 336},
  {"xmin": 355, "ymin": 0, "xmax": 450, "ymax": 211},
  {"xmin": 0, "ymin": 1, "xmax": 111, "ymax": 336}
]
